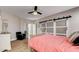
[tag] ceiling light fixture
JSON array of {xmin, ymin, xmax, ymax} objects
[{"xmin": 33, "ymin": 11, "xmax": 38, "ymax": 15}]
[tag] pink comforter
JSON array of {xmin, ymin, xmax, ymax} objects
[{"xmin": 29, "ymin": 34, "xmax": 79, "ymax": 52}]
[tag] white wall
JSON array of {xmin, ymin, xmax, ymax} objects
[
  {"xmin": 1, "ymin": 11, "xmax": 33, "ymax": 41},
  {"xmin": 0, "ymin": 16, "xmax": 2, "ymax": 33},
  {"xmin": 20, "ymin": 19, "xmax": 26, "ymax": 33},
  {"xmin": 1, "ymin": 11, "xmax": 20, "ymax": 41},
  {"xmin": 20, "ymin": 19, "xmax": 34, "ymax": 33},
  {"xmin": 36, "ymin": 7, "xmax": 79, "ymax": 37}
]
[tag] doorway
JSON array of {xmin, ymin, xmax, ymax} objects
[{"xmin": 27, "ymin": 23, "xmax": 36, "ymax": 39}]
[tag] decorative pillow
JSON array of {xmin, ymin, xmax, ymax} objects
[
  {"xmin": 69, "ymin": 31, "xmax": 79, "ymax": 42},
  {"xmin": 73, "ymin": 36, "xmax": 79, "ymax": 46}
]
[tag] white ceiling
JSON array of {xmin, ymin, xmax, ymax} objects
[{"xmin": 0, "ymin": 6, "xmax": 76, "ymax": 20}]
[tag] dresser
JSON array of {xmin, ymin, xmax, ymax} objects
[{"xmin": 0, "ymin": 34, "xmax": 11, "ymax": 51}]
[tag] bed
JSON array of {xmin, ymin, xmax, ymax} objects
[{"xmin": 28, "ymin": 34, "xmax": 79, "ymax": 52}]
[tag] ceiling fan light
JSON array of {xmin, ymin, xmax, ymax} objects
[{"xmin": 33, "ymin": 11, "xmax": 38, "ymax": 15}]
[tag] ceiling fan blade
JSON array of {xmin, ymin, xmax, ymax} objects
[
  {"xmin": 37, "ymin": 12, "xmax": 42, "ymax": 15},
  {"xmin": 34, "ymin": 6, "xmax": 37, "ymax": 11},
  {"xmin": 28, "ymin": 6, "xmax": 42, "ymax": 15},
  {"xmin": 28, "ymin": 11, "xmax": 33, "ymax": 14}
]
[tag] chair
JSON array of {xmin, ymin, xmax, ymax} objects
[{"xmin": 16, "ymin": 32, "xmax": 26, "ymax": 40}]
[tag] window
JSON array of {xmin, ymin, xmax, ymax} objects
[
  {"xmin": 56, "ymin": 20, "xmax": 66, "ymax": 26},
  {"xmin": 39, "ymin": 19, "xmax": 68, "ymax": 36}
]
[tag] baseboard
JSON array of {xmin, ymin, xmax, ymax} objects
[{"xmin": 11, "ymin": 38, "xmax": 17, "ymax": 41}]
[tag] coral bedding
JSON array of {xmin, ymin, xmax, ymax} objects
[{"xmin": 29, "ymin": 34, "xmax": 79, "ymax": 52}]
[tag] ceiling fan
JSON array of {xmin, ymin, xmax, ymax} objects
[{"xmin": 28, "ymin": 6, "xmax": 42, "ymax": 15}]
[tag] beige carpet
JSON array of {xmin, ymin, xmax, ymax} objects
[{"xmin": 7, "ymin": 39, "xmax": 30, "ymax": 52}]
